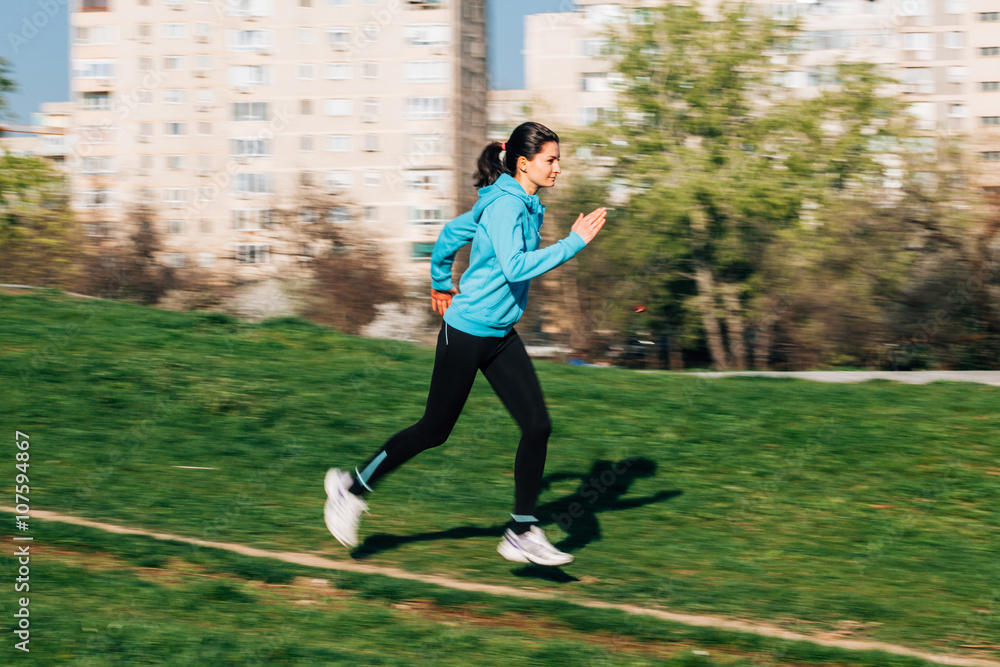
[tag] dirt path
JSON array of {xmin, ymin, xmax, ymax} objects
[{"xmin": 5, "ymin": 506, "xmax": 998, "ymax": 667}]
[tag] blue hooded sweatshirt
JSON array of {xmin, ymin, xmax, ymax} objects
[{"xmin": 431, "ymin": 173, "xmax": 587, "ymax": 337}]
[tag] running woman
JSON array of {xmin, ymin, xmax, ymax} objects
[{"xmin": 324, "ymin": 122, "xmax": 606, "ymax": 566}]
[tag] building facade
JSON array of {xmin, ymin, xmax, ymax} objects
[
  {"xmin": 70, "ymin": 0, "xmax": 486, "ymax": 281},
  {"xmin": 512, "ymin": 0, "xmax": 999, "ymax": 188}
]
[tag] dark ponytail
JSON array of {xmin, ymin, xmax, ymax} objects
[{"xmin": 474, "ymin": 121, "xmax": 560, "ymax": 188}]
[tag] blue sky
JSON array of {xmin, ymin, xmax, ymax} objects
[{"xmin": 0, "ymin": 0, "xmax": 573, "ymax": 123}]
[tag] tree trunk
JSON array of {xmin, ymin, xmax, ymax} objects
[
  {"xmin": 693, "ymin": 264, "xmax": 729, "ymax": 370},
  {"xmin": 753, "ymin": 317, "xmax": 773, "ymax": 370},
  {"xmin": 720, "ymin": 283, "xmax": 747, "ymax": 370}
]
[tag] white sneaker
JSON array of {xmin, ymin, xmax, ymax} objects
[
  {"xmin": 324, "ymin": 468, "xmax": 368, "ymax": 548},
  {"xmin": 497, "ymin": 526, "xmax": 574, "ymax": 566}
]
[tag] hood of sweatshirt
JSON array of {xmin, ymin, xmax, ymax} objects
[{"xmin": 472, "ymin": 173, "xmax": 542, "ymax": 223}]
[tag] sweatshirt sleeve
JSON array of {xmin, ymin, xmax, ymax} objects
[
  {"xmin": 430, "ymin": 210, "xmax": 478, "ymax": 291},
  {"xmin": 482, "ymin": 197, "xmax": 587, "ymax": 283}
]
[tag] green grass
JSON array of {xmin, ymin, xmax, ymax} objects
[
  {"xmin": 0, "ymin": 521, "xmax": 943, "ymax": 666},
  {"xmin": 1, "ymin": 290, "xmax": 999, "ymax": 661}
]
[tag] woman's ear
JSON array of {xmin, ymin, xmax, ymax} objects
[{"xmin": 518, "ymin": 156, "xmax": 528, "ymax": 173}]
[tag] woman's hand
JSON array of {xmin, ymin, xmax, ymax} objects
[
  {"xmin": 431, "ymin": 288, "xmax": 458, "ymax": 316},
  {"xmin": 571, "ymin": 207, "xmax": 607, "ymax": 245}
]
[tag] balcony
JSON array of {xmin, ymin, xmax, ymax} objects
[{"xmin": 82, "ymin": 0, "xmax": 110, "ymax": 11}]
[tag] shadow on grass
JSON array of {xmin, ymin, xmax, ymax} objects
[{"xmin": 352, "ymin": 457, "xmax": 681, "ymax": 579}]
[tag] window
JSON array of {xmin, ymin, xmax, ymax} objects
[
  {"xmin": 301, "ymin": 135, "xmax": 315, "ymax": 151},
  {"xmin": 407, "ymin": 170, "xmax": 447, "ymax": 193},
  {"xmin": 236, "ymin": 245, "xmax": 271, "ymax": 264},
  {"xmin": 229, "ymin": 65, "xmax": 271, "ymax": 86},
  {"xmin": 903, "ymin": 33, "xmax": 933, "ymax": 59},
  {"xmin": 408, "ymin": 133, "xmax": 445, "ymax": 155},
  {"xmin": 362, "ymin": 62, "xmax": 379, "ymax": 78},
  {"xmin": 326, "ymin": 207, "xmax": 352, "ymax": 224},
  {"xmin": 363, "ymin": 170, "xmax": 380, "ymax": 187},
  {"xmin": 82, "ymin": 0, "xmax": 110, "ymax": 11},
  {"xmin": 981, "ymin": 12, "xmax": 1000, "ymax": 21},
  {"xmin": 232, "ymin": 209, "xmax": 273, "ymax": 230},
  {"xmin": 164, "ymin": 254, "xmax": 187, "ymax": 268},
  {"xmin": 196, "ymin": 88, "xmax": 214, "ymax": 109},
  {"xmin": 81, "ymin": 156, "xmax": 114, "ymax": 174},
  {"xmin": 981, "ymin": 47, "xmax": 1000, "ymax": 57},
  {"xmin": 945, "ymin": 32, "xmax": 964, "ymax": 49},
  {"xmin": 361, "ymin": 24, "xmax": 379, "ymax": 43},
  {"xmin": 163, "ymin": 88, "xmax": 186, "ymax": 104},
  {"xmin": 196, "ymin": 55, "xmax": 212, "ymax": 72},
  {"xmin": 82, "ymin": 91, "xmax": 111, "ymax": 110},
  {"xmin": 298, "ymin": 64, "xmax": 316, "ymax": 79},
  {"xmin": 228, "ymin": 30, "xmax": 274, "ymax": 52},
  {"xmin": 164, "ymin": 56, "xmax": 187, "ymax": 71},
  {"xmin": 363, "ymin": 98, "xmax": 379, "ymax": 121},
  {"xmin": 232, "ymin": 137, "xmax": 271, "ymax": 156},
  {"xmin": 404, "ymin": 97, "xmax": 448, "ymax": 119},
  {"xmin": 165, "ymin": 121, "xmax": 187, "ymax": 136},
  {"xmin": 162, "ymin": 23, "xmax": 189, "ymax": 39},
  {"xmin": 233, "ymin": 102, "xmax": 270, "ymax": 121},
  {"xmin": 362, "ymin": 207, "xmax": 378, "ymax": 222},
  {"xmin": 194, "ymin": 22, "xmax": 212, "ymax": 41},
  {"xmin": 325, "ymin": 171, "xmax": 353, "ymax": 193},
  {"xmin": 578, "ymin": 106, "xmax": 616, "ymax": 125},
  {"xmin": 166, "ymin": 219, "xmax": 185, "ymax": 235},
  {"xmin": 197, "ymin": 122, "xmax": 212, "ymax": 135},
  {"xmin": 227, "ymin": 0, "xmax": 276, "ymax": 17},
  {"xmin": 326, "ymin": 206, "xmax": 352, "ymax": 224},
  {"xmin": 363, "ymin": 134, "xmax": 380, "ymax": 151},
  {"xmin": 981, "ymin": 116, "xmax": 1000, "ymax": 126},
  {"xmin": 297, "ymin": 28, "xmax": 316, "ymax": 44},
  {"xmin": 908, "ymin": 102, "xmax": 936, "ymax": 130},
  {"xmin": 327, "ymin": 135, "xmax": 352, "ymax": 152},
  {"xmin": 983, "ymin": 81, "xmax": 1000, "ymax": 92},
  {"xmin": 328, "ymin": 0, "xmax": 351, "ymax": 6},
  {"xmin": 948, "ymin": 103, "xmax": 968, "ymax": 117},
  {"xmin": 327, "ymin": 62, "xmax": 353, "ymax": 79},
  {"xmin": 327, "ymin": 28, "xmax": 351, "ymax": 48},
  {"xmin": 73, "ymin": 59, "xmax": 116, "ymax": 79},
  {"xmin": 163, "ymin": 188, "xmax": 188, "ymax": 208},
  {"xmin": 74, "ymin": 25, "xmax": 118, "ymax": 45},
  {"xmin": 300, "ymin": 171, "xmax": 316, "ymax": 187},
  {"xmin": 581, "ymin": 39, "xmax": 610, "ymax": 57},
  {"xmin": 233, "ymin": 173, "xmax": 274, "ymax": 194},
  {"xmin": 982, "ymin": 151, "xmax": 1000, "ymax": 161},
  {"xmin": 403, "ymin": 23, "xmax": 449, "ymax": 47},
  {"xmin": 196, "ymin": 252, "xmax": 215, "ymax": 267},
  {"xmin": 582, "ymin": 72, "xmax": 610, "ymax": 93},
  {"xmin": 403, "ymin": 60, "xmax": 449, "ymax": 83},
  {"xmin": 138, "ymin": 57, "xmax": 153, "ymax": 72},
  {"xmin": 407, "ymin": 205, "xmax": 447, "ymax": 225},
  {"xmin": 325, "ymin": 99, "xmax": 353, "ymax": 116},
  {"xmin": 584, "ymin": 4, "xmax": 625, "ymax": 24},
  {"xmin": 411, "ymin": 242, "xmax": 435, "ymax": 260},
  {"xmin": 299, "ymin": 208, "xmax": 318, "ymax": 224},
  {"xmin": 301, "ymin": 99, "xmax": 313, "ymax": 115},
  {"xmin": 166, "ymin": 154, "xmax": 187, "ymax": 170},
  {"xmin": 903, "ymin": 68, "xmax": 934, "ymax": 93},
  {"xmin": 945, "ymin": 0, "xmax": 966, "ymax": 12},
  {"xmin": 946, "ymin": 66, "xmax": 966, "ymax": 84},
  {"xmin": 80, "ymin": 189, "xmax": 114, "ymax": 208}
]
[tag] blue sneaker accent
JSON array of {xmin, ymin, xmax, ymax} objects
[
  {"xmin": 356, "ymin": 451, "xmax": 387, "ymax": 492},
  {"xmin": 510, "ymin": 513, "xmax": 538, "ymax": 523}
]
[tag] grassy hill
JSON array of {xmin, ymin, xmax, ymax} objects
[{"xmin": 1, "ymin": 289, "xmax": 997, "ymax": 664}]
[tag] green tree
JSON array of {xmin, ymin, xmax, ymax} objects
[
  {"xmin": 0, "ymin": 152, "xmax": 83, "ymax": 288},
  {"xmin": 570, "ymin": 2, "xmax": 910, "ymax": 369},
  {"xmin": 0, "ymin": 56, "xmax": 16, "ymax": 119}
]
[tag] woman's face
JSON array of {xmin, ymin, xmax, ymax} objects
[{"xmin": 521, "ymin": 141, "xmax": 562, "ymax": 189}]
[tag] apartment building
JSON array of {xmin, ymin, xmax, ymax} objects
[
  {"xmin": 514, "ymin": 0, "xmax": 998, "ymax": 188},
  {"xmin": 70, "ymin": 0, "xmax": 486, "ymax": 280},
  {"xmin": 0, "ymin": 102, "xmax": 73, "ymax": 163}
]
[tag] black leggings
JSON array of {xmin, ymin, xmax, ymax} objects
[{"xmin": 351, "ymin": 323, "xmax": 551, "ymax": 518}]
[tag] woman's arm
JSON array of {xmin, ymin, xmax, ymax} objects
[
  {"xmin": 430, "ymin": 210, "xmax": 477, "ymax": 292},
  {"xmin": 485, "ymin": 198, "xmax": 606, "ymax": 283}
]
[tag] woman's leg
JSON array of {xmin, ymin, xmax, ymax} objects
[
  {"xmin": 349, "ymin": 324, "xmax": 486, "ymax": 495},
  {"xmin": 480, "ymin": 331, "xmax": 552, "ymax": 533}
]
